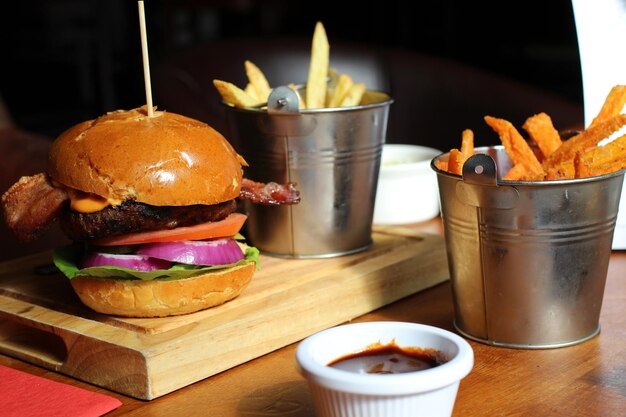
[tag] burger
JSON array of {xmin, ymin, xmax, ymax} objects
[{"xmin": 1, "ymin": 106, "xmax": 299, "ymax": 317}]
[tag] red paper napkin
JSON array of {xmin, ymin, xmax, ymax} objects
[{"xmin": 0, "ymin": 364, "xmax": 122, "ymax": 417}]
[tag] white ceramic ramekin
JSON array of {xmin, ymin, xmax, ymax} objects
[
  {"xmin": 295, "ymin": 321, "xmax": 473, "ymax": 417},
  {"xmin": 373, "ymin": 144, "xmax": 443, "ymax": 225}
]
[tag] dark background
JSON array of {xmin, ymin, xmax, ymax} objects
[{"xmin": 0, "ymin": 0, "xmax": 582, "ymax": 139}]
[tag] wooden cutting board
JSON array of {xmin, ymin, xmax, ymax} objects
[{"xmin": 0, "ymin": 226, "xmax": 448, "ymax": 400}]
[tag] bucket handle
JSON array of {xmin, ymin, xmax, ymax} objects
[{"xmin": 455, "ymin": 153, "xmax": 519, "ymax": 209}]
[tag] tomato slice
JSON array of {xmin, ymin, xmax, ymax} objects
[{"xmin": 92, "ymin": 213, "xmax": 247, "ymax": 246}]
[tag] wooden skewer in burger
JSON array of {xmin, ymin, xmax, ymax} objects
[{"xmin": 0, "ymin": 2, "xmax": 300, "ymax": 317}]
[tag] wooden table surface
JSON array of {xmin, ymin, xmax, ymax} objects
[{"xmin": 1, "ymin": 219, "xmax": 625, "ymax": 417}]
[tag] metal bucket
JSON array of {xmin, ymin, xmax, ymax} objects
[
  {"xmin": 224, "ymin": 87, "xmax": 393, "ymax": 258},
  {"xmin": 432, "ymin": 146, "xmax": 624, "ymax": 348}
]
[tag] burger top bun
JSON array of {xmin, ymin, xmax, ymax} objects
[{"xmin": 47, "ymin": 106, "xmax": 248, "ymax": 206}]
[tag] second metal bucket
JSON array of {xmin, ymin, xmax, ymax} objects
[
  {"xmin": 433, "ymin": 146, "xmax": 624, "ymax": 348},
  {"xmin": 224, "ymin": 88, "xmax": 393, "ymax": 258}
]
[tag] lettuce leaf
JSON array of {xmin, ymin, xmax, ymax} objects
[{"xmin": 53, "ymin": 244, "xmax": 260, "ymax": 281}]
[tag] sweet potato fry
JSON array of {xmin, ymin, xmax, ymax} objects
[
  {"xmin": 213, "ymin": 79, "xmax": 262, "ymax": 108},
  {"xmin": 306, "ymin": 21, "xmax": 330, "ymax": 109},
  {"xmin": 442, "ymin": 129, "xmax": 475, "ymax": 175},
  {"xmin": 444, "ymin": 86, "xmax": 626, "ymax": 180},
  {"xmin": 543, "ymin": 114, "xmax": 626, "ymax": 169},
  {"xmin": 244, "ymin": 60, "xmax": 272, "ymax": 102},
  {"xmin": 447, "ymin": 148, "xmax": 464, "ymax": 175},
  {"xmin": 460, "ymin": 129, "xmax": 474, "ymax": 159},
  {"xmin": 434, "ymin": 160, "xmax": 449, "ymax": 172},
  {"xmin": 589, "ymin": 85, "xmax": 626, "ymax": 128},
  {"xmin": 484, "ymin": 115, "xmax": 544, "ymax": 180},
  {"xmin": 574, "ymin": 134, "xmax": 626, "ymax": 177},
  {"xmin": 573, "ymin": 154, "xmax": 591, "ymax": 179},
  {"xmin": 522, "ymin": 112, "xmax": 562, "ymax": 160},
  {"xmin": 576, "ymin": 157, "xmax": 626, "ymax": 178},
  {"xmin": 544, "ymin": 161, "xmax": 575, "ymax": 180},
  {"xmin": 503, "ymin": 163, "xmax": 528, "ymax": 181}
]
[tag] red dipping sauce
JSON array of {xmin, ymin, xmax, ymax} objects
[{"xmin": 327, "ymin": 341, "xmax": 447, "ymax": 374}]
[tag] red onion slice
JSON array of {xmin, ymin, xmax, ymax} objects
[
  {"xmin": 136, "ymin": 238, "xmax": 245, "ymax": 266},
  {"xmin": 81, "ymin": 252, "xmax": 172, "ymax": 272}
]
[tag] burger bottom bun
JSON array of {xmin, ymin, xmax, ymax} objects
[{"xmin": 70, "ymin": 262, "xmax": 255, "ymax": 317}]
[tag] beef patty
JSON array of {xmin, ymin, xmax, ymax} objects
[{"xmin": 61, "ymin": 199, "xmax": 238, "ymax": 242}]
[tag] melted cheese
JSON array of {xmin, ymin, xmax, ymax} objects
[{"xmin": 67, "ymin": 189, "xmax": 121, "ymax": 213}]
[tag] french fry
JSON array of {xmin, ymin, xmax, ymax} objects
[
  {"xmin": 244, "ymin": 60, "xmax": 271, "ymax": 103},
  {"xmin": 361, "ymin": 90, "xmax": 390, "ymax": 105},
  {"xmin": 441, "ymin": 85, "xmax": 626, "ymax": 180},
  {"xmin": 447, "ymin": 149, "xmax": 464, "ymax": 175},
  {"xmin": 327, "ymin": 67, "xmax": 340, "ymax": 89},
  {"xmin": 589, "ymin": 85, "xmax": 626, "ymax": 128},
  {"xmin": 434, "ymin": 160, "xmax": 449, "ymax": 172},
  {"xmin": 446, "ymin": 130, "xmax": 474, "ymax": 175},
  {"xmin": 328, "ymin": 73, "xmax": 354, "ymax": 108},
  {"xmin": 574, "ymin": 134, "xmax": 626, "ymax": 177},
  {"xmin": 523, "ymin": 112, "xmax": 562, "ymax": 160},
  {"xmin": 543, "ymin": 114, "xmax": 626, "ymax": 169},
  {"xmin": 575, "ymin": 155, "xmax": 626, "ymax": 178},
  {"xmin": 325, "ymin": 87, "xmax": 335, "ymax": 107},
  {"xmin": 288, "ymin": 83, "xmax": 306, "ymax": 109},
  {"xmin": 484, "ymin": 115, "xmax": 545, "ymax": 180},
  {"xmin": 437, "ymin": 130, "xmax": 474, "ymax": 175},
  {"xmin": 544, "ymin": 160, "xmax": 575, "ymax": 180},
  {"xmin": 503, "ymin": 163, "xmax": 528, "ymax": 181},
  {"xmin": 324, "ymin": 67, "xmax": 340, "ymax": 106},
  {"xmin": 306, "ymin": 21, "xmax": 330, "ymax": 109},
  {"xmin": 212, "ymin": 22, "xmax": 377, "ymax": 112},
  {"xmin": 244, "ymin": 83, "xmax": 259, "ymax": 101},
  {"xmin": 340, "ymin": 82, "xmax": 366, "ymax": 107},
  {"xmin": 460, "ymin": 129, "xmax": 474, "ymax": 159},
  {"xmin": 213, "ymin": 79, "xmax": 262, "ymax": 108}
]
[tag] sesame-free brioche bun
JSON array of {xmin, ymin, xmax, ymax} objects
[
  {"xmin": 70, "ymin": 262, "xmax": 255, "ymax": 317},
  {"xmin": 47, "ymin": 106, "xmax": 247, "ymax": 206}
]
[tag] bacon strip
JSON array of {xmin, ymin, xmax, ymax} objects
[
  {"xmin": 2, "ymin": 173, "xmax": 69, "ymax": 242},
  {"xmin": 239, "ymin": 178, "xmax": 301, "ymax": 205},
  {"xmin": 1, "ymin": 175, "xmax": 300, "ymax": 243}
]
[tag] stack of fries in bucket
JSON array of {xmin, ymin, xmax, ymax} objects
[
  {"xmin": 436, "ymin": 85, "xmax": 626, "ymax": 180},
  {"xmin": 213, "ymin": 22, "xmax": 388, "ymax": 110}
]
